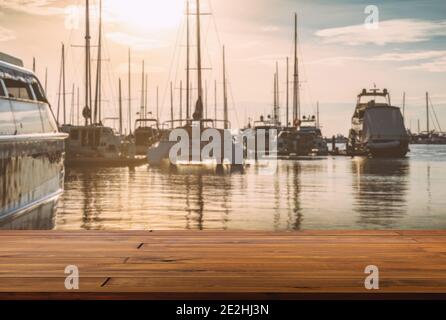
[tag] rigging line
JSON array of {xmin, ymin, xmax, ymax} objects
[
  {"xmin": 164, "ymin": 13, "xmax": 187, "ymax": 121},
  {"xmin": 429, "ymin": 96, "xmax": 442, "ymax": 132},
  {"xmin": 159, "ymin": 8, "xmax": 186, "ymax": 121},
  {"xmin": 208, "ymin": 0, "xmax": 240, "ymax": 127}
]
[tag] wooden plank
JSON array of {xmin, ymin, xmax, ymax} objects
[{"xmin": 0, "ymin": 230, "xmax": 444, "ymax": 298}]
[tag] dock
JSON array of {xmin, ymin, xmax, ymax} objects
[{"xmin": 0, "ymin": 230, "xmax": 445, "ymax": 299}]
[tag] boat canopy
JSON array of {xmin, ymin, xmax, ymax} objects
[
  {"xmin": 0, "ymin": 61, "xmax": 37, "ymax": 84},
  {"xmin": 362, "ymin": 107, "xmax": 407, "ymax": 143}
]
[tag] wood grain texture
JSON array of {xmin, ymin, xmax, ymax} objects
[{"xmin": 0, "ymin": 230, "xmax": 445, "ymax": 299}]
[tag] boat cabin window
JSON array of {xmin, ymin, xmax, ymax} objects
[
  {"xmin": 3, "ymin": 79, "xmax": 34, "ymax": 101},
  {"xmin": 0, "ymin": 100, "xmax": 16, "ymax": 135},
  {"xmin": 31, "ymin": 81, "xmax": 46, "ymax": 102},
  {"xmin": 0, "ymin": 81, "xmax": 6, "ymax": 97}
]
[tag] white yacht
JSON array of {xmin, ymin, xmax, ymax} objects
[
  {"xmin": 347, "ymin": 88, "xmax": 409, "ymax": 158},
  {"xmin": 0, "ymin": 52, "xmax": 67, "ymax": 222}
]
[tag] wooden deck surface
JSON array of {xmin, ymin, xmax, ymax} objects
[{"xmin": 0, "ymin": 230, "xmax": 446, "ymax": 299}]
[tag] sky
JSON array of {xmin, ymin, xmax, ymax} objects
[{"xmin": 0, "ymin": 0, "xmax": 445, "ymax": 135}]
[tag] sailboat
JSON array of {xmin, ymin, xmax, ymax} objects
[
  {"xmin": 60, "ymin": 0, "xmax": 144, "ymax": 166},
  {"xmin": 277, "ymin": 13, "xmax": 328, "ymax": 157},
  {"xmin": 134, "ymin": 61, "xmax": 161, "ymax": 155},
  {"xmin": 147, "ymin": 0, "xmax": 237, "ymax": 168}
]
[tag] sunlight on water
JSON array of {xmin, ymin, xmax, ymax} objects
[{"xmin": 54, "ymin": 145, "xmax": 446, "ymax": 230}]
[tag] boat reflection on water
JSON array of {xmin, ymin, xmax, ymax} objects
[
  {"xmin": 351, "ymin": 157, "xmax": 410, "ymax": 228},
  {"xmin": 0, "ymin": 199, "xmax": 57, "ymax": 230}
]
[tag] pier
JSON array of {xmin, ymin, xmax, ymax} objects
[{"xmin": 0, "ymin": 230, "xmax": 445, "ymax": 299}]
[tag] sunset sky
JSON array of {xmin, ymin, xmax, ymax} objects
[{"xmin": 0, "ymin": 0, "xmax": 445, "ymax": 135}]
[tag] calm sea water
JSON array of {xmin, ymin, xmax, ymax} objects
[{"xmin": 48, "ymin": 144, "xmax": 446, "ymax": 231}]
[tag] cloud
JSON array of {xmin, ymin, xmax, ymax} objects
[
  {"xmin": 401, "ymin": 56, "xmax": 446, "ymax": 73},
  {"xmin": 316, "ymin": 19, "xmax": 446, "ymax": 46},
  {"xmin": 106, "ymin": 32, "xmax": 167, "ymax": 51},
  {"xmin": 310, "ymin": 50, "xmax": 446, "ymax": 72},
  {"xmin": 0, "ymin": 0, "xmax": 64, "ymax": 15},
  {"xmin": 0, "ymin": 25, "xmax": 15, "ymax": 42}
]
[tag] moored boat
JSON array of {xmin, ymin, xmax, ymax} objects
[
  {"xmin": 0, "ymin": 53, "xmax": 67, "ymax": 221},
  {"xmin": 347, "ymin": 88, "xmax": 409, "ymax": 158}
]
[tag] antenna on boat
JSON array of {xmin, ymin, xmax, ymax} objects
[
  {"xmin": 402, "ymin": 92, "xmax": 406, "ymax": 127},
  {"xmin": 93, "ymin": 0, "xmax": 102, "ymax": 125},
  {"xmin": 316, "ymin": 101, "xmax": 320, "ymax": 129},
  {"xmin": 156, "ymin": 85, "xmax": 159, "ymax": 120},
  {"xmin": 192, "ymin": 0, "xmax": 204, "ymax": 121},
  {"xmin": 32, "ymin": 57, "xmax": 36, "ymax": 73},
  {"xmin": 223, "ymin": 45, "xmax": 228, "ymax": 129}
]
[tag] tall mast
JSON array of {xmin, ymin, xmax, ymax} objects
[
  {"xmin": 214, "ymin": 79, "xmax": 217, "ymax": 123},
  {"xmin": 186, "ymin": 0, "xmax": 190, "ymax": 119},
  {"xmin": 180, "ymin": 80, "xmax": 183, "ymax": 126},
  {"xmin": 223, "ymin": 45, "xmax": 228, "ymax": 129},
  {"xmin": 170, "ymin": 82, "xmax": 174, "ymax": 128},
  {"xmin": 193, "ymin": 0, "xmax": 204, "ymax": 120},
  {"xmin": 84, "ymin": 0, "xmax": 92, "ymax": 126},
  {"xmin": 70, "ymin": 83, "xmax": 74, "ymax": 124},
  {"xmin": 119, "ymin": 78, "xmax": 122, "ymax": 135},
  {"xmin": 156, "ymin": 85, "xmax": 159, "ymax": 120},
  {"xmin": 94, "ymin": 0, "xmax": 102, "ymax": 124},
  {"xmin": 275, "ymin": 61, "xmax": 280, "ymax": 123},
  {"xmin": 145, "ymin": 73, "xmax": 148, "ymax": 117},
  {"xmin": 128, "ymin": 48, "xmax": 132, "ymax": 133},
  {"xmin": 77, "ymin": 87, "xmax": 80, "ymax": 125},
  {"xmin": 316, "ymin": 101, "xmax": 320, "ymax": 129},
  {"xmin": 286, "ymin": 57, "xmax": 289, "ymax": 126},
  {"xmin": 140, "ymin": 60, "xmax": 144, "ymax": 120},
  {"xmin": 273, "ymin": 70, "xmax": 276, "ymax": 121},
  {"xmin": 426, "ymin": 92, "xmax": 429, "ymax": 133},
  {"xmin": 292, "ymin": 13, "xmax": 300, "ymax": 125},
  {"xmin": 62, "ymin": 43, "xmax": 66, "ymax": 124}
]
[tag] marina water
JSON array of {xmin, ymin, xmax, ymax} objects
[{"xmin": 3, "ymin": 144, "xmax": 444, "ymax": 230}]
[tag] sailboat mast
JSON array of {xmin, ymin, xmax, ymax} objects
[
  {"xmin": 190, "ymin": 0, "xmax": 204, "ymax": 120},
  {"xmin": 186, "ymin": 0, "xmax": 190, "ymax": 119},
  {"xmin": 316, "ymin": 101, "xmax": 320, "ymax": 129},
  {"xmin": 62, "ymin": 43, "xmax": 66, "ymax": 124},
  {"xmin": 286, "ymin": 57, "xmax": 289, "ymax": 126},
  {"xmin": 128, "ymin": 48, "xmax": 132, "ymax": 133},
  {"xmin": 276, "ymin": 61, "xmax": 280, "ymax": 123},
  {"xmin": 84, "ymin": 0, "xmax": 92, "ymax": 126},
  {"xmin": 292, "ymin": 13, "xmax": 300, "ymax": 125},
  {"xmin": 140, "ymin": 60, "xmax": 144, "ymax": 120},
  {"xmin": 119, "ymin": 78, "xmax": 122, "ymax": 135},
  {"xmin": 170, "ymin": 82, "xmax": 174, "ymax": 129},
  {"xmin": 94, "ymin": 0, "xmax": 102, "ymax": 124},
  {"xmin": 426, "ymin": 92, "xmax": 429, "ymax": 133},
  {"xmin": 180, "ymin": 80, "xmax": 183, "ymax": 125},
  {"xmin": 145, "ymin": 73, "xmax": 148, "ymax": 117},
  {"xmin": 223, "ymin": 46, "xmax": 228, "ymax": 129}
]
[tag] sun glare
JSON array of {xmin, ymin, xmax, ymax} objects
[{"xmin": 104, "ymin": 0, "xmax": 184, "ymax": 31}]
